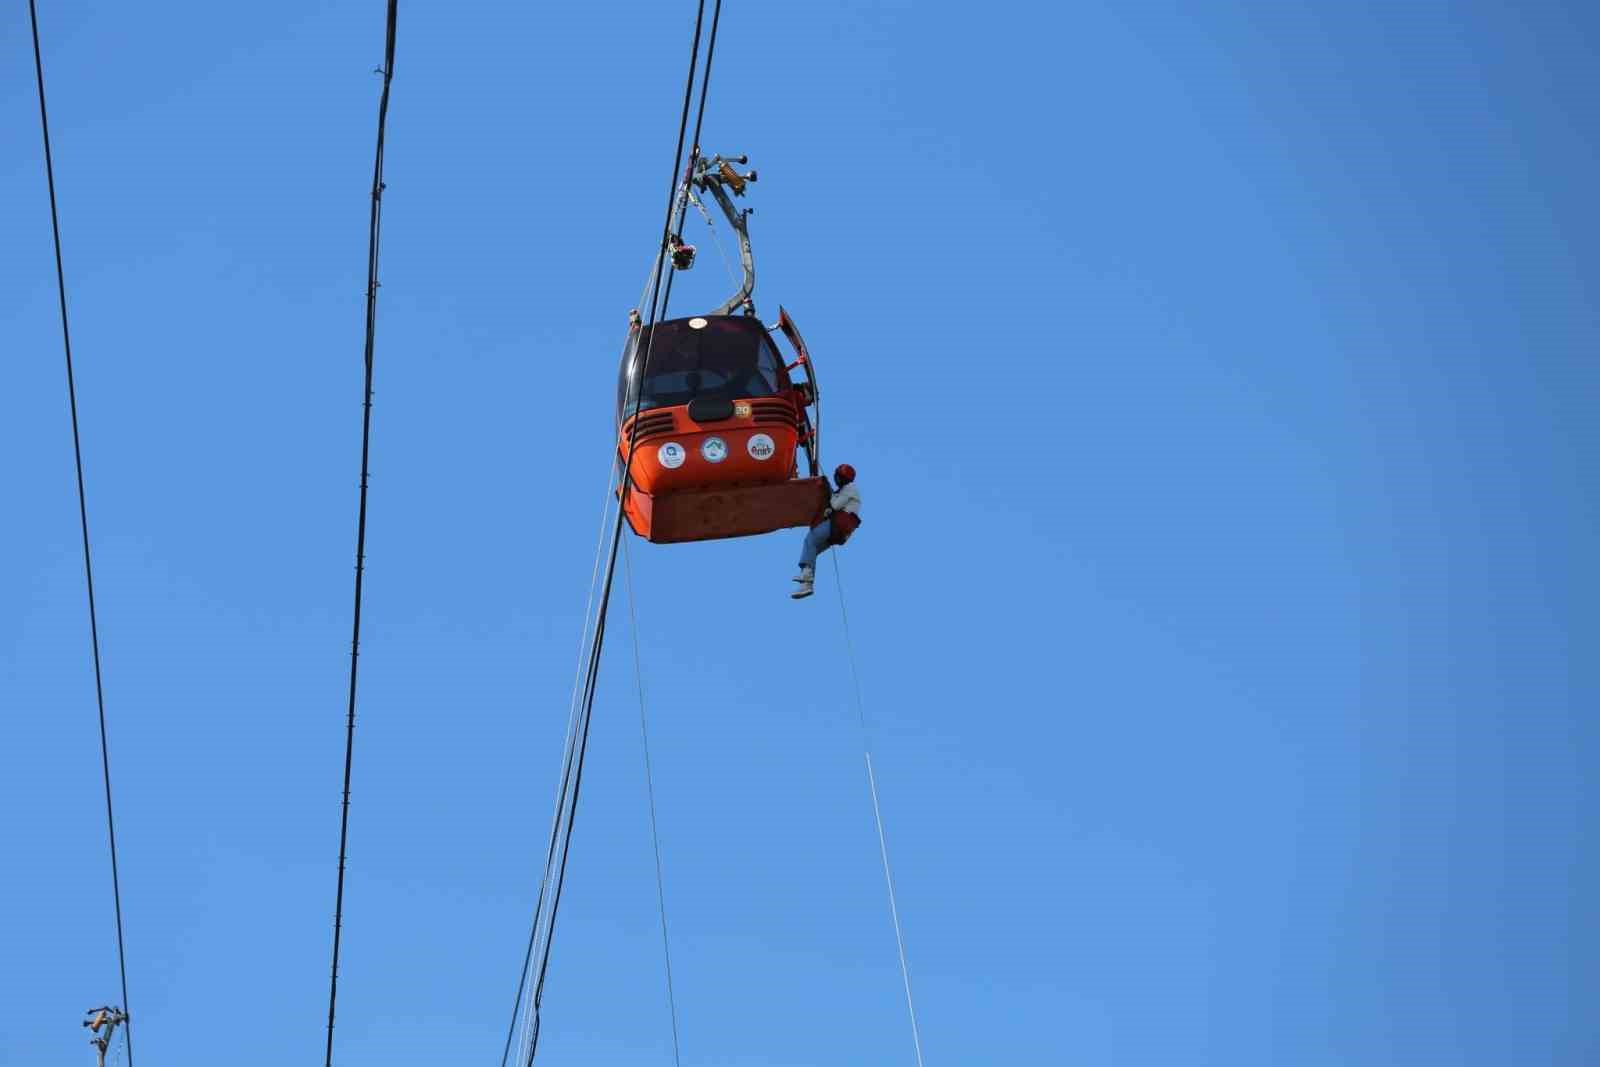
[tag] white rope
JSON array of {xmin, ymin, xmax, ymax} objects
[
  {"xmin": 830, "ymin": 552, "xmax": 927, "ymax": 1067},
  {"xmin": 689, "ymin": 190, "xmax": 740, "ymax": 292},
  {"xmin": 636, "ymin": 218, "xmax": 670, "ymax": 320},
  {"xmin": 622, "ymin": 536, "xmax": 685, "ymax": 1067}
]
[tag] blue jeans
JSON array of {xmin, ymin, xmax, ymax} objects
[{"xmin": 799, "ymin": 520, "xmax": 832, "ymax": 569}]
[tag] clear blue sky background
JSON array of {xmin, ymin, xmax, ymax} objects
[{"xmin": 4, "ymin": 1, "xmax": 1596, "ymax": 1064}]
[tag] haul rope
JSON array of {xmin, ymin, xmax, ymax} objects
[
  {"xmin": 324, "ymin": 4, "xmax": 398, "ymax": 1063},
  {"xmin": 29, "ymin": 3, "xmax": 135, "ymax": 1060}
]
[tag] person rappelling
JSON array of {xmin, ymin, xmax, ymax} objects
[{"xmin": 791, "ymin": 463, "xmax": 861, "ymax": 599}]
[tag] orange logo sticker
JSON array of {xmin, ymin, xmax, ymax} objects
[{"xmin": 735, "ymin": 401, "xmax": 752, "ymax": 418}]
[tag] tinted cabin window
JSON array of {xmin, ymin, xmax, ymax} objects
[{"xmin": 618, "ymin": 316, "xmax": 786, "ymax": 421}]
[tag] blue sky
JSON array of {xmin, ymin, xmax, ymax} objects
[{"xmin": 4, "ymin": 1, "xmax": 1597, "ymax": 1064}]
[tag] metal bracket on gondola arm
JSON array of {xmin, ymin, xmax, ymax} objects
[
  {"xmin": 693, "ymin": 153, "xmax": 758, "ymax": 316},
  {"xmin": 83, "ymin": 1007, "xmax": 127, "ymax": 1067},
  {"xmin": 717, "ymin": 159, "xmax": 752, "ymax": 195}
]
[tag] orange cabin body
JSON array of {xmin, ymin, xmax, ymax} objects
[{"xmin": 617, "ymin": 312, "xmax": 824, "ymax": 543}]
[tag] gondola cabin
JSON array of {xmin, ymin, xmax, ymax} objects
[{"xmin": 617, "ymin": 309, "xmax": 828, "ymax": 543}]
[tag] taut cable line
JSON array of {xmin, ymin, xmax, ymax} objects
[
  {"xmin": 325, "ymin": 4, "xmax": 398, "ymax": 1064},
  {"xmin": 29, "ymin": 4, "xmax": 134, "ymax": 1061}
]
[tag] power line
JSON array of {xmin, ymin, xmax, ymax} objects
[
  {"xmin": 325, "ymin": 4, "xmax": 398, "ymax": 1064},
  {"xmin": 28, "ymin": 5, "xmax": 134, "ymax": 1062}
]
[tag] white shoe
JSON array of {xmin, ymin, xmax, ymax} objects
[
  {"xmin": 790, "ymin": 580, "xmax": 814, "ymax": 600},
  {"xmin": 791, "ymin": 566, "xmax": 814, "ymax": 584}
]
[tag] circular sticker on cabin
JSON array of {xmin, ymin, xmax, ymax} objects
[
  {"xmin": 700, "ymin": 437, "xmax": 728, "ymax": 463},
  {"xmin": 657, "ymin": 442, "xmax": 686, "ymax": 469},
  {"xmin": 747, "ymin": 433, "xmax": 776, "ymax": 461},
  {"xmin": 689, "ymin": 317, "xmax": 708, "ymax": 330}
]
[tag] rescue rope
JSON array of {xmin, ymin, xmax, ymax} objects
[
  {"xmin": 324, "ymin": 5, "xmax": 398, "ymax": 1064},
  {"xmin": 690, "ymin": 191, "xmax": 742, "ymax": 294},
  {"xmin": 28, "ymin": 5, "xmax": 134, "ymax": 1061},
  {"xmin": 622, "ymin": 536, "xmax": 685, "ymax": 1067},
  {"xmin": 829, "ymin": 554, "xmax": 927, "ymax": 1067}
]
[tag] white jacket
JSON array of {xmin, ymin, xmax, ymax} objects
[{"xmin": 829, "ymin": 482, "xmax": 861, "ymax": 517}]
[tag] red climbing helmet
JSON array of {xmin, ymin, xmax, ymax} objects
[{"xmin": 834, "ymin": 463, "xmax": 856, "ymax": 486}]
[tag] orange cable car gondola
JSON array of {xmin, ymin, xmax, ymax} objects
[{"xmin": 617, "ymin": 154, "xmax": 828, "ymax": 544}]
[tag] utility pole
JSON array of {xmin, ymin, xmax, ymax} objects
[{"xmin": 83, "ymin": 1006, "xmax": 127, "ymax": 1067}]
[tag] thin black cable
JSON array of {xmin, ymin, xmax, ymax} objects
[
  {"xmin": 498, "ymin": 678, "xmax": 588, "ymax": 1067},
  {"xmin": 28, "ymin": 6, "xmax": 133, "ymax": 1064},
  {"xmin": 500, "ymin": 478, "xmax": 619, "ymax": 1067},
  {"xmin": 686, "ymin": 0, "xmax": 723, "ymax": 176},
  {"xmin": 325, "ymin": 5, "xmax": 397, "ymax": 1065},
  {"xmin": 498, "ymin": 871, "xmax": 542, "ymax": 1067},
  {"xmin": 511, "ymin": 4, "xmax": 715, "ymax": 1062},
  {"xmin": 661, "ymin": 0, "xmax": 723, "ymax": 315},
  {"xmin": 499, "ymin": 542, "xmax": 602, "ymax": 1067},
  {"xmin": 502, "ymin": 487, "xmax": 620, "ymax": 1067}
]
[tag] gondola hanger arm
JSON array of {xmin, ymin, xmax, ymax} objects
[{"xmin": 692, "ymin": 153, "xmax": 758, "ymax": 315}]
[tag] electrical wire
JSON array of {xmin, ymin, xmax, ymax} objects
[
  {"xmin": 830, "ymin": 553, "xmax": 927, "ymax": 1067},
  {"xmin": 28, "ymin": 6, "xmax": 134, "ymax": 1062},
  {"xmin": 325, "ymin": 5, "xmax": 397, "ymax": 1064}
]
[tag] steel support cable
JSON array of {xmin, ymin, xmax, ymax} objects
[
  {"xmin": 621, "ymin": 536, "xmax": 684, "ymax": 1067},
  {"xmin": 510, "ymin": 4, "xmax": 714, "ymax": 1062},
  {"xmin": 648, "ymin": 0, "xmax": 723, "ymax": 328},
  {"xmin": 684, "ymin": 0, "xmax": 724, "ymax": 180},
  {"xmin": 501, "ymin": 459, "xmax": 619, "ymax": 1067},
  {"xmin": 663, "ymin": 0, "xmax": 724, "ymax": 303},
  {"xmin": 28, "ymin": 6, "xmax": 133, "ymax": 1061},
  {"xmin": 509, "ymin": 293, "xmax": 670, "ymax": 1067},
  {"xmin": 829, "ymin": 554, "xmax": 927, "ymax": 1067},
  {"xmin": 325, "ymin": 5, "xmax": 397, "ymax": 1065}
]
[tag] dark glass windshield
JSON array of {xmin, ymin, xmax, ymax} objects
[{"xmin": 617, "ymin": 315, "xmax": 786, "ymax": 421}]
